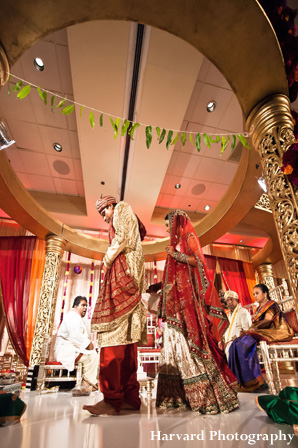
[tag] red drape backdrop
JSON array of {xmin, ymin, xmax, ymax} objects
[
  {"xmin": 205, "ymin": 254, "xmax": 217, "ymax": 284},
  {"xmin": 217, "ymin": 256, "xmax": 252, "ymax": 305},
  {"xmin": 0, "ymin": 236, "xmax": 36, "ymax": 366}
]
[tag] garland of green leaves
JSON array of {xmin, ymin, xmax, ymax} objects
[{"xmin": 7, "ymin": 74, "xmax": 250, "ymax": 153}]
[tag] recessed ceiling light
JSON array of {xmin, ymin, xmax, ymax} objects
[
  {"xmin": 34, "ymin": 57, "xmax": 45, "ymax": 71},
  {"xmin": 207, "ymin": 101, "xmax": 216, "ymax": 112},
  {"xmin": 240, "ymin": 240, "xmax": 243, "ymax": 243},
  {"xmin": 53, "ymin": 143, "xmax": 62, "ymax": 152},
  {"xmin": 204, "ymin": 205, "xmax": 211, "ymax": 211},
  {"xmin": 175, "ymin": 183, "xmax": 181, "ymax": 189}
]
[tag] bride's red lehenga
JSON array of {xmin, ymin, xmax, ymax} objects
[{"xmin": 156, "ymin": 210, "xmax": 239, "ymax": 414}]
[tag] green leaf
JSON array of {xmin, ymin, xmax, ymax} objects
[
  {"xmin": 166, "ymin": 130, "xmax": 173, "ymax": 150},
  {"xmin": 51, "ymin": 95, "xmax": 55, "ymax": 113},
  {"xmin": 221, "ymin": 136, "xmax": 230, "ymax": 154},
  {"xmin": 145, "ymin": 126, "xmax": 152, "ymax": 149},
  {"xmin": 237, "ymin": 133, "xmax": 250, "ymax": 149},
  {"xmin": 209, "ymin": 135, "xmax": 220, "ymax": 144},
  {"xmin": 121, "ymin": 119, "xmax": 130, "ymax": 136},
  {"xmin": 231, "ymin": 135, "xmax": 236, "ymax": 151},
  {"xmin": 181, "ymin": 132, "xmax": 187, "ymax": 147},
  {"xmin": 115, "ymin": 118, "xmax": 120, "ymax": 139},
  {"xmin": 171, "ymin": 132, "xmax": 179, "ymax": 145},
  {"xmin": 89, "ymin": 111, "xmax": 95, "ymax": 128},
  {"xmin": 80, "ymin": 106, "xmax": 84, "ymax": 117},
  {"xmin": 110, "ymin": 117, "xmax": 120, "ymax": 139},
  {"xmin": 13, "ymin": 81, "xmax": 23, "ymax": 92},
  {"xmin": 99, "ymin": 113, "xmax": 103, "ymax": 127},
  {"xmin": 195, "ymin": 133, "xmax": 201, "ymax": 152},
  {"xmin": 37, "ymin": 86, "xmax": 47, "ymax": 104},
  {"xmin": 189, "ymin": 133, "xmax": 194, "ymax": 146},
  {"xmin": 159, "ymin": 128, "xmax": 166, "ymax": 144},
  {"xmin": 62, "ymin": 104, "xmax": 74, "ymax": 115},
  {"xmin": 17, "ymin": 85, "xmax": 31, "ymax": 99},
  {"xmin": 7, "ymin": 75, "xmax": 11, "ymax": 95},
  {"xmin": 128, "ymin": 122, "xmax": 140, "ymax": 140},
  {"xmin": 56, "ymin": 99, "xmax": 66, "ymax": 108},
  {"xmin": 203, "ymin": 133, "xmax": 211, "ymax": 149},
  {"xmin": 156, "ymin": 127, "xmax": 161, "ymax": 139}
]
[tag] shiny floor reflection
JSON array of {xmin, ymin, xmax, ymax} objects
[{"xmin": 1, "ymin": 379, "xmax": 297, "ymax": 448}]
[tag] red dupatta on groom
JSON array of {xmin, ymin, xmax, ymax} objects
[{"xmin": 159, "ymin": 210, "xmax": 229, "ymax": 358}]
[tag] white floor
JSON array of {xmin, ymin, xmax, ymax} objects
[{"xmin": 1, "ymin": 381, "xmax": 297, "ymax": 448}]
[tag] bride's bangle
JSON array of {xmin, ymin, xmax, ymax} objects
[{"xmin": 172, "ymin": 251, "xmax": 190, "ymax": 264}]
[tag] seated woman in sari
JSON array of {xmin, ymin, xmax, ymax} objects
[
  {"xmin": 228, "ymin": 283, "xmax": 294, "ymax": 392},
  {"xmin": 156, "ymin": 210, "xmax": 239, "ymax": 414}
]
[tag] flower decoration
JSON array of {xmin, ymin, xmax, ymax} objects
[
  {"xmin": 74, "ymin": 264, "xmax": 82, "ymax": 274},
  {"xmin": 281, "ymin": 143, "xmax": 298, "ymax": 186},
  {"xmin": 260, "ymin": 1, "xmax": 298, "ymax": 187}
]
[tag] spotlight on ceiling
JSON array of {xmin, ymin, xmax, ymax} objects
[
  {"xmin": 53, "ymin": 143, "xmax": 62, "ymax": 152},
  {"xmin": 0, "ymin": 120, "xmax": 15, "ymax": 150},
  {"xmin": 204, "ymin": 205, "xmax": 211, "ymax": 211},
  {"xmin": 34, "ymin": 57, "xmax": 45, "ymax": 71},
  {"xmin": 207, "ymin": 101, "xmax": 216, "ymax": 113},
  {"xmin": 175, "ymin": 183, "xmax": 181, "ymax": 189},
  {"xmin": 257, "ymin": 176, "xmax": 267, "ymax": 192}
]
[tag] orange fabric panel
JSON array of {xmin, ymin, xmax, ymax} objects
[
  {"xmin": 26, "ymin": 239, "xmax": 46, "ymax": 358},
  {"xmin": 242, "ymin": 261, "xmax": 256, "ymax": 303}
]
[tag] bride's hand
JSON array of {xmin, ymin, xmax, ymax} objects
[{"xmin": 166, "ymin": 246, "xmax": 175, "ymax": 256}]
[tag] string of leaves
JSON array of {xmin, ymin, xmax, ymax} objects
[{"xmin": 7, "ymin": 75, "xmax": 250, "ymax": 153}]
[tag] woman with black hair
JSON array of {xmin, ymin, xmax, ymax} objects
[{"xmin": 229, "ymin": 283, "xmax": 294, "ymax": 392}]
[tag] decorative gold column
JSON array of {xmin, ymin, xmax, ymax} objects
[
  {"xmin": 29, "ymin": 235, "xmax": 66, "ymax": 366},
  {"xmin": 247, "ymin": 94, "xmax": 298, "ymax": 303},
  {"xmin": 255, "ymin": 263, "xmax": 279, "ymax": 302}
]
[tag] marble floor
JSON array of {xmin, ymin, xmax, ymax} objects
[{"xmin": 1, "ymin": 379, "xmax": 297, "ymax": 448}]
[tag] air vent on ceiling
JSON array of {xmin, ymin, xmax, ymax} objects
[{"xmin": 191, "ymin": 183, "xmax": 206, "ymax": 195}]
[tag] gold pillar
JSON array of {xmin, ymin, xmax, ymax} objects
[
  {"xmin": 247, "ymin": 94, "xmax": 298, "ymax": 303},
  {"xmin": 29, "ymin": 235, "xmax": 66, "ymax": 366},
  {"xmin": 255, "ymin": 263, "xmax": 279, "ymax": 302}
]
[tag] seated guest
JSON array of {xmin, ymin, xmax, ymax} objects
[
  {"xmin": 54, "ymin": 296, "xmax": 99, "ymax": 392},
  {"xmin": 228, "ymin": 284, "xmax": 294, "ymax": 392},
  {"xmin": 222, "ymin": 290, "xmax": 252, "ymax": 361}
]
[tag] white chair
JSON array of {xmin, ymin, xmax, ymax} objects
[{"xmin": 36, "ymin": 334, "xmax": 82, "ymax": 392}]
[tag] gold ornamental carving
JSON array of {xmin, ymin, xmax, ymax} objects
[
  {"xmin": 255, "ymin": 193, "xmax": 272, "ymax": 213},
  {"xmin": 29, "ymin": 235, "xmax": 66, "ymax": 366},
  {"xmin": 255, "ymin": 264, "xmax": 278, "ymax": 301},
  {"xmin": 247, "ymin": 94, "xmax": 298, "ymax": 301}
]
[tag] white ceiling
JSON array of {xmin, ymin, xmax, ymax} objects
[{"xmin": 0, "ymin": 20, "xmax": 274, "ymax": 245}]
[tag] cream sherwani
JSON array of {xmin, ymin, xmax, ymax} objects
[
  {"xmin": 92, "ymin": 201, "xmax": 147, "ymax": 347},
  {"xmin": 224, "ymin": 305, "xmax": 252, "ymax": 360}
]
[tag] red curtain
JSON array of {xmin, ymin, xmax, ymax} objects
[
  {"xmin": 0, "ymin": 236, "xmax": 36, "ymax": 366},
  {"xmin": 205, "ymin": 254, "xmax": 217, "ymax": 284},
  {"xmin": 217, "ymin": 257, "xmax": 252, "ymax": 305}
]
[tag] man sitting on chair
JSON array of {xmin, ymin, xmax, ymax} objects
[
  {"xmin": 54, "ymin": 296, "xmax": 99, "ymax": 391},
  {"xmin": 221, "ymin": 290, "xmax": 252, "ymax": 361}
]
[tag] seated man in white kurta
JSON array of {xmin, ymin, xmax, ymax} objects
[
  {"xmin": 54, "ymin": 296, "xmax": 99, "ymax": 390},
  {"xmin": 223, "ymin": 290, "xmax": 252, "ymax": 361}
]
